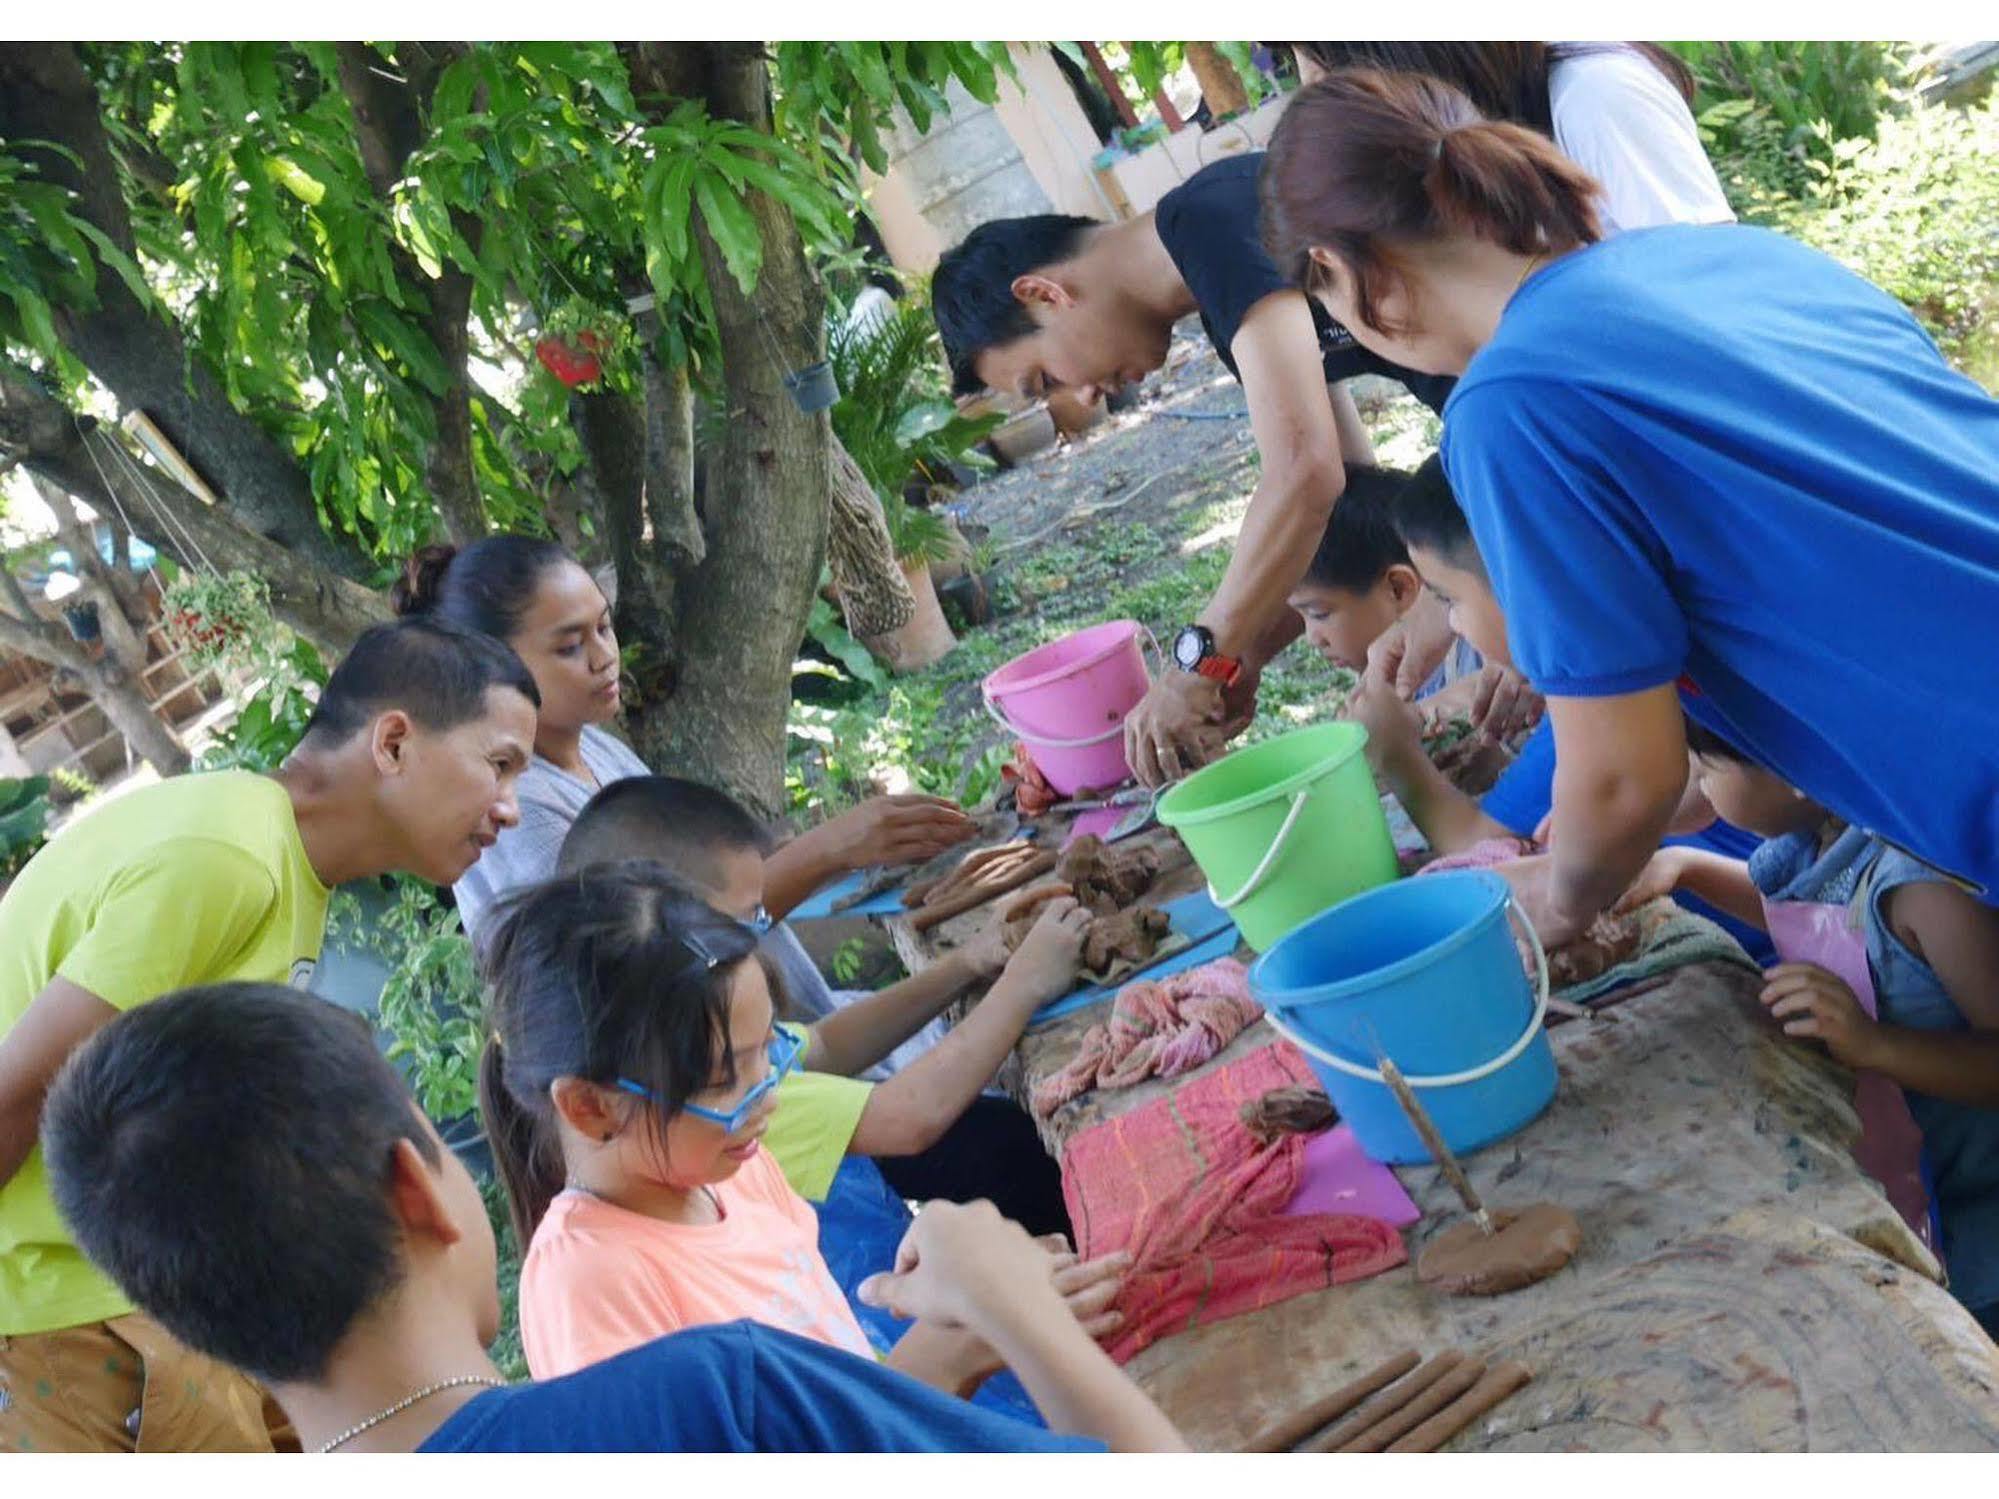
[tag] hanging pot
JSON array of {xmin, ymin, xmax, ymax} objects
[
  {"xmin": 783, "ymin": 360, "xmax": 840, "ymax": 414},
  {"xmin": 535, "ymin": 331, "xmax": 606, "ymax": 389},
  {"xmin": 62, "ymin": 601, "xmax": 102, "ymax": 644}
]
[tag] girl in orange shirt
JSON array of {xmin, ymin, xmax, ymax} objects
[{"xmin": 479, "ymin": 861, "xmax": 1124, "ymax": 1396}]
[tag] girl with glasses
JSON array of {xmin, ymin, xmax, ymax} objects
[{"xmin": 478, "ymin": 861, "xmax": 1125, "ymax": 1395}]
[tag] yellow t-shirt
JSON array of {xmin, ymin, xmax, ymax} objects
[
  {"xmin": 762, "ymin": 1024, "xmax": 873, "ymax": 1204},
  {"xmin": 0, "ymin": 770, "xmax": 330, "ymax": 1335}
]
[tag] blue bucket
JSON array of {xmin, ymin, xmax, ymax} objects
[{"xmin": 1248, "ymin": 871, "xmax": 1557, "ymax": 1165}]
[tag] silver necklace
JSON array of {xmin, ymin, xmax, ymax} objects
[{"xmin": 313, "ymin": 1374, "xmax": 508, "ymax": 1453}]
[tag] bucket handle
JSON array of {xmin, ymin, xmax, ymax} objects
[
  {"xmin": 1207, "ymin": 789, "xmax": 1311, "ymax": 910},
  {"xmin": 981, "ymin": 624, "xmax": 1165, "ymax": 751},
  {"xmin": 1261, "ymin": 893, "xmax": 1552, "ymax": 1089}
]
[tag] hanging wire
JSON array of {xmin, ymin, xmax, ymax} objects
[{"xmin": 76, "ymin": 415, "xmax": 217, "ymax": 577}]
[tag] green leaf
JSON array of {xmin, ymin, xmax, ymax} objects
[
  {"xmin": 893, "ymin": 398, "xmax": 956, "ymax": 445},
  {"xmin": 264, "ymin": 154, "xmax": 326, "ymax": 206},
  {"xmin": 351, "ymin": 298, "xmax": 453, "ymax": 395},
  {"xmin": 691, "ymin": 168, "xmax": 762, "ymax": 295}
]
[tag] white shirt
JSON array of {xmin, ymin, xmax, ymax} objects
[{"xmin": 1548, "ymin": 45, "xmax": 1735, "ymax": 236}]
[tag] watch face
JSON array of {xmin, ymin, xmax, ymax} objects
[{"xmin": 1173, "ymin": 626, "xmax": 1208, "ymax": 670}]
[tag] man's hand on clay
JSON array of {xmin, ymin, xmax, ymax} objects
[
  {"xmin": 1124, "ymin": 669, "xmax": 1227, "ymax": 788},
  {"xmin": 1493, "ymin": 852, "xmax": 1593, "ymax": 950},
  {"xmin": 827, "ymin": 794, "xmax": 977, "ymax": 870},
  {"xmin": 1466, "ymin": 665, "xmax": 1544, "ymax": 745},
  {"xmin": 1760, "ymin": 962, "xmax": 1880, "ymax": 1068}
]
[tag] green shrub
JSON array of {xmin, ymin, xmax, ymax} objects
[
  {"xmin": 0, "ymin": 775, "xmax": 53, "ymax": 881},
  {"xmin": 1770, "ymin": 96, "xmax": 1999, "ymax": 382}
]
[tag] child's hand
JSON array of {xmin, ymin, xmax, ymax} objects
[
  {"xmin": 825, "ymin": 794, "xmax": 976, "ymax": 870},
  {"xmin": 957, "ymin": 915, "xmax": 1015, "ymax": 981},
  {"xmin": 906, "ymin": 1235, "xmax": 1132, "ymax": 1388},
  {"xmin": 997, "ymin": 895, "xmax": 1090, "ymax": 1002},
  {"xmin": 859, "ymin": 1199, "xmax": 1067, "ymax": 1331},
  {"xmin": 1614, "ymin": 847, "xmax": 1692, "ymax": 914},
  {"xmin": 1041, "ymin": 1235, "xmax": 1129, "ymax": 1343},
  {"xmin": 1344, "ymin": 635, "xmax": 1424, "ymax": 769},
  {"xmin": 1760, "ymin": 962, "xmax": 1880, "ymax": 1069}
]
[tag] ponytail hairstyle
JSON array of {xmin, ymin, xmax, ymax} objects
[
  {"xmin": 1261, "ymin": 68, "xmax": 1604, "ymax": 339},
  {"xmin": 390, "ymin": 535, "xmax": 577, "ymax": 644},
  {"xmin": 1269, "ymin": 44, "xmax": 1695, "ymax": 136},
  {"xmin": 476, "ymin": 861, "xmax": 783, "ymax": 1245}
]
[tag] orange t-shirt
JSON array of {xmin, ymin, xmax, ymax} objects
[{"xmin": 520, "ymin": 1146, "xmax": 875, "ymax": 1379}]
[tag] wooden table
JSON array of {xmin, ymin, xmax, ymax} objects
[{"xmin": 883, "ymin": 818, "xmax": 1999, "ymax": 1451}]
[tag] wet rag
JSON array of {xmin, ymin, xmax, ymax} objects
[
  {"xmin": 1061, "ymin": 1041, "xmax": 1407, "ymax": 1363},
  {"xmin": 1029, "ymin": 958, "xmax": 1258, "ymax": 1120}
]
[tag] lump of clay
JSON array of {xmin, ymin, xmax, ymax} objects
[
  {"xmin": 1240, "ymin": 1084, "xmax": 1338, "ymax": 1143},
  {"xmin": 1055, "ymin": 834, "xmax": 1162, "ymax": 917},
  {"xmin": 1000, "ymin": 882, "xmax": 1075, "ymax": 951},
  {"xmin": 1415, "ymin": 1202, "xmax": 1582, "ymax": 1297},
  {"xmin": 1082, "ymin": 905, "xmax": 1170, "ymax": 976}
]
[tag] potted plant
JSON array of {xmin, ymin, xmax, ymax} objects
[{"xmin": 825, "ymin": 295, "xmax": 1001, "ymax": 670}]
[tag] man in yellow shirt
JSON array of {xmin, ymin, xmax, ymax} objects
[{"xmin": 0, "ymin": 618, "xmax": 539, "ymax": 1452}]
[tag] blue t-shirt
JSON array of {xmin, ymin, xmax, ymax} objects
[
  {"xmin": 1480, "ymin": 718, "xmax": 1774, "ymax": 962},
  {"xmin": 420, "ymin": 1321, "xmax": 1100, "ymax": 1453},
  {"xmin": 1443, "ymin": 224, "xmax": 1999, "ymax": 898}
]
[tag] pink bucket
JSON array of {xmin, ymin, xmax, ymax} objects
[{"xmin": 982, "ymin": 620, "xmax": 1157, "ymax": 796}]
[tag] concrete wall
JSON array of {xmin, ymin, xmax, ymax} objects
[{"xmin": 865, "ymin": 46, "xmax": 1293, "ymax": 277}]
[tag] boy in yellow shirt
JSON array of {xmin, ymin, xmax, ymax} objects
[{"xmin": 0, "ymin": 618, "xmax": 539, "ymax": 1452}]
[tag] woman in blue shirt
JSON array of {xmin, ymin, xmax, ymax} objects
[{"xmin": 1260, "ymin": 68, "xmax": 1999, "ymax": 949}]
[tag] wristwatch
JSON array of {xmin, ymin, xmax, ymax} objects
[{"xmin": 1171, "ymin": 624, "xmax": 1243, "ymax": 687}]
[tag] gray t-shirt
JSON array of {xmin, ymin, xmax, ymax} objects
[
  {"xmin": 452, "ymin": 723, "xmax": 940, "ymax": 1081},
  {"xmin": 453, "ymin": 723, "xmax": 651, "ymax": 946}
]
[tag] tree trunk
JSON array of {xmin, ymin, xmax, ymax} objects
[
  {"xmin": 0, "ymin": 44, "xmax": 375, "ymax": 584},
  {"xmin": 620, "ymin": 42, "xmax": 832, "ymax": 820},
  {"xmin": 1186, "ymin": 43, "xmax": 1251, "ymax": 119}
]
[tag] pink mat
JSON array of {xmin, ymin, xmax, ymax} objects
[{"xmin": 1281, "ymin": 1124, "xmax": 1422, "ymax": 1227}]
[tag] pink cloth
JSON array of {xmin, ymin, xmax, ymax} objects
[
  {"xmin": 1061, "ymin": 1042, "xmax": 1408, "ymax": 1363},
  {"xmin": 1030, "ymin": 958, "xmax": 1258, "ymax": 1119}
]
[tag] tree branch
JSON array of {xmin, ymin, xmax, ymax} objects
[{"xmin": 0, "ymin": 43, "xmax": 373, "ymax": 582}]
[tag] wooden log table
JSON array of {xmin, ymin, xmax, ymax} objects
[{"xmin": 878, "ymin": 817, "xmax": 1999, "ymax": 1451}]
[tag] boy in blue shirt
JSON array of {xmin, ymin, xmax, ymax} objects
[
  {"xmin": 39, "ymin": 983, "xmax": 1183, "ymax": 1452},
  {"xmin": 1341, "ymin": 457, "xmax": 1773, "ymax": 961}
]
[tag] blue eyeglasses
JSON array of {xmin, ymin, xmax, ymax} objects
[{"xmin": 617, "ymin": 1024, "xmax": 802, "ymax": 1132}]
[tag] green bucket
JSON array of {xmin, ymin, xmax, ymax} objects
[{"xmin": 1157, "ymin": 722, "xmax": 1398, "ymax": 951}]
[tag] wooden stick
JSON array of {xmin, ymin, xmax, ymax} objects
[
  {"xmin": 1237, "ymin": 1350, "xmax": 1420, "ymax": 1453},
  {"xmin": 1297, "ymin": 1350, "xmax": 1463, "ymax": 1453},
  {"xmin": 1336, "ymin": 1356, "xmax": 1487, "ymax": 1452},
  {"xmin": 1386, "ymin": 1361, "xmax": 1534, "ymax": 1453},
  {"xmin": 909, "ymin": 851, "xmax": 1058, "ymax": 932},
  {"xmin": 1377, "ymin": 1052, "xmax": 1493, "ymax": 1235}
]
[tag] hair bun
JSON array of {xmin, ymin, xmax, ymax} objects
[{"xmin": 390, "ymin": 543, "xmax": 459, "ymax": 617}]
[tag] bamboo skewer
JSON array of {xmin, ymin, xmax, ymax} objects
[
  {"xmin": 1376, "ymin": 1051, "xmax": 1494, "ymax": 1237},
  {"xmin": 1239, "ymin": 1349, "xmax": 1419, "ymax": 1453}
]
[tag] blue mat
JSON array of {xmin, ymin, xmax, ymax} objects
[
  {"xmin": 788, "ymin": 870, "xmax": 909, "ymax": 921},
  {"xmin": 1027, "ymin": 889, "xmax": 1241, "ymax": 1029}
]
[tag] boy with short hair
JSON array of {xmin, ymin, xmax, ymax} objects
[
  {"xmin": 0, "ymin": 618, "xmax": 540, "ymax": 1452},
  {"xmin": 1347, "ymin": 457, "xmax": 1772, "ymax": 960},
  {"xmin": 40, "ymin": 983, "xmax": 1184, "ymax": 1452},
  {"xmin": 556, "ymin": 778, "xmax": 1077, "ymax": 1237}
]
